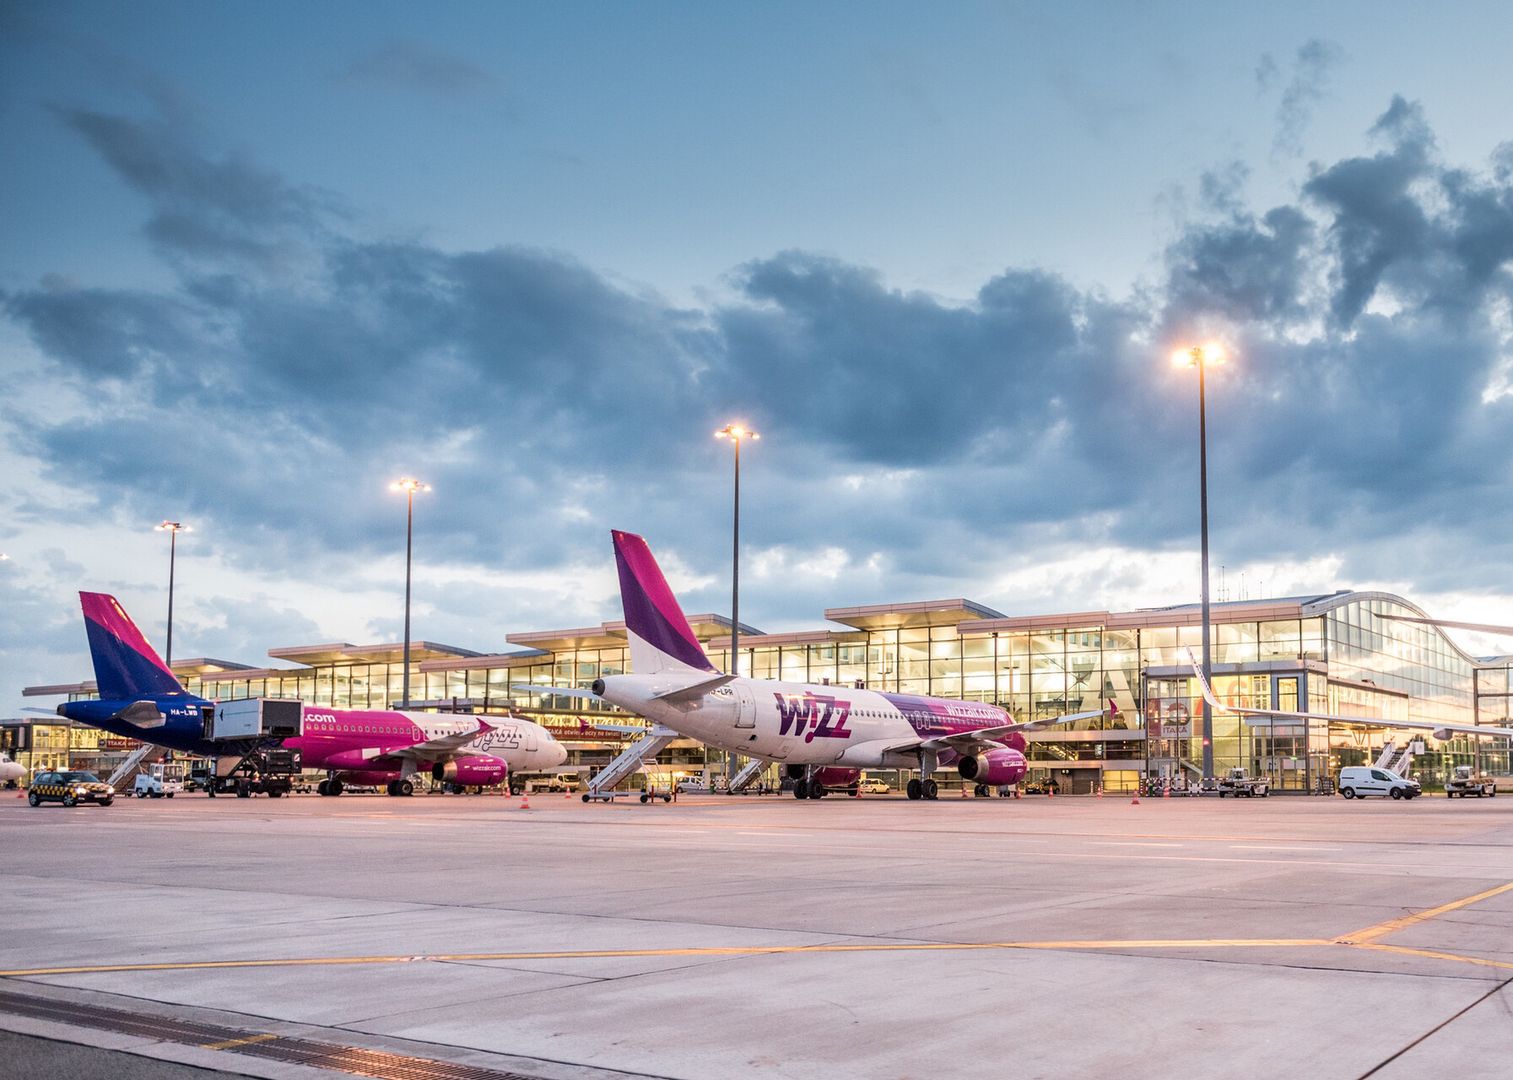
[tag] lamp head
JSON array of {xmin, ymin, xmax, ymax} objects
[
  {"xmin": 391, "ymin": 478, "xmax": 431, "ymax": 493},
  {"xmin": 715, "ymin": 423, "xmax": 760, "ymax": 441},
  {"xmin": 156, "ymin": 521, "xmax": 189, "ymax": 534},
  {"xmin": 1171, "ymin": 343, "xmax": 1228, "ymax": 368}
]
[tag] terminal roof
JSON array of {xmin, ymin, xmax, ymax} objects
[
  {"xmin": 507, "ymin": 614, "xmax": 761, "ymax": 652},
  {"xmin": 825, "ymin": 598, "xmax": 1005, "ymax": 630},
  {"xmin": 267, "ymin": 641, "xmax": 482, "ymax": 664}
]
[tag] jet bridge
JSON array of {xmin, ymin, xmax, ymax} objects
[{"xmin": 584, "ymin": 724, "xmax": 680, "ymax": 801}]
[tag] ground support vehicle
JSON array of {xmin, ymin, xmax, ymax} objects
[
  {"xmin": 1445, "ymin": 764, "xmax": 1497, "ymax": 798},
  {"xmin": 132, "ymin": 774, "xmax": 178, "ymax": 798},
  {"xmin": 205, "ymin": 747, "xmax": 300, "ymax": 798},
  {"xmin": 1217, "ymin": 768, "xmax": 1270, "ymax": 798},
  {"xmin": 1338, "ymin": 766, "xmax": 1421, "ymax": 800},
  {"xmin": 28, "ymin": 771, "xmax": 115, "ymax": 807}
]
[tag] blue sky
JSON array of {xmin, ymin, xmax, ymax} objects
[{"xmin": 4, "ymin": 1, "xmax": 1513, "ymax": 710}]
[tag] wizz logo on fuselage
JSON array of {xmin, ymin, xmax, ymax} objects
[{"xmin": 773, "ymin": 693, "xmax": 854, "ymax": 743}]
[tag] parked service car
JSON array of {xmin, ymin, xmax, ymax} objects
[
  {"xmin": 1338, "ymin": 766, "xmax": 1421, "ymax": 800},
  {"xmin": 133, "ymin": 766, "xmax": 182, "ymax": 798},
  {"xmin": 28, "ymin": 771, "xmax": 115, "ymax": 807},
  {"xmin": 858, "ymin": 777, "xmax": 890, "ymax": 794}
]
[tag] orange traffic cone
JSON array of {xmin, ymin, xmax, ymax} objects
[
  {"xmin": 960, "ymin": 784, "xmax": 968, "ymax": 798},
  {"xmin": 1164, "ymin": 785, "xmax": 1171, "ymax": 799},
  {"xmin": 519, "ymin": 792, "xmax": 531, "ymax": 810},
  {"xmin": 1096, "ymin": 785, "xmax": 1103, "ymax": 798},
  {"xmin": 1131, "ymin": 790, "xmax": 1140, "ymax": 805}
]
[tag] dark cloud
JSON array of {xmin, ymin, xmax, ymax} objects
[
  {"xmin": 6, "ymin": 95, "xmax": 1513, "ymax": 701},
  {"xmin": 1271, "ymin": 39, "xmax": 1343, "ymax": 159},
  {"xmin": 341, "ymin": 41, "xmax": 496, "ymax": 97}
]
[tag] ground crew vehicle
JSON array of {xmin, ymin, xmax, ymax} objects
[
  {"xmin": 1338, "ymin": 766, "xmax": 1421, "ymax": 800},
  {"xmin": 132, "ymin": 762, "xmax": 183, "ymax": 798},
  {"xmin": 1216, "ymin": 768, "xmax": 1270, "ymax": 797},
  {"xmin": 859, "ymin": 777, "xmax": 890, "ymax": 794},
  {"xmin": 28, "ymin": 771, "xmax": 115, "ymax": 807},
  {"xmin": 1444, "ymin": 764, "xmax": 1497, "ymax": 798}
]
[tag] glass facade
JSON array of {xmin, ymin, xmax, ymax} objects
[{"xmin": 24, "ymin": 590, "xmax": 1510, "ymax": 792}]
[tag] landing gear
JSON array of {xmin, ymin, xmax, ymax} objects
[
  {"xmin": 317, "ymin": 777, "xmax": 344, "ymax": 797},
  {"xmin": 807, "ymin": 779, "xmax": 827, "ymax": 799},
  {"xmin": 974, "ymin": 783, "xmax": 990, "ymax": 798},
  {"xmin": 385, "ymin": 780, "xmax": 415, "ymax": 797},
  {"xmin": 794, "ymin": 782, "xmax": 809, "ymax": 799},
  {"xmin": 923, "ymin": 779, "xmax": 938, "ymax": 800},
  {"xmin": 906, "ymin": 778, "xmax": 922, "ymax": 800}
]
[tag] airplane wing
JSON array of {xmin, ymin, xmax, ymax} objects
[
  {"xmin": 513, "ymin": 676, "xmax": 737, "ymax": 707},
  {"xmin": 885, "ymin": 704, "xmax": 1115, "ymax": 756},
  {"xmin": 511, "ymin": 684, "xmax": 599, "ymax": 700},
  {"xmin": 113, "ymin": 700, "xmax": 168, "ymax": 729},
  {"xmin": 1182, "ymin": 647, "xmax": 1513, "ymax": 740},
  {"xmin": 652, "ymin": 674, "xmax": 737, "ymax": 704},
  {"xmin": 383, "ymin": 720, "xmax": 497, "ymax": 763}
]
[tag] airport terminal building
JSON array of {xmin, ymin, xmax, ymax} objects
[{"xmin": 20, "ymin": 589, "xmax": 1513, "ymax": 791}]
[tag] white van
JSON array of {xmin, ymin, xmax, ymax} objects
[{"xmin": 1338, "ymin": 766, "xmax": 1421, "ymax": 800}]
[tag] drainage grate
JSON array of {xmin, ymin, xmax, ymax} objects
[{"xmin": 0, "ymin": 988, "xmax": 545, "ymax": 1080}]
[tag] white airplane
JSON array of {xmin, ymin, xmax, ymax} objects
[
  {"xmin": 1184, "ymin": 647, "xmax": 1513, "ymax": 741},
  {"xmin": 566, "ymin": 531, "xmax": 1109, "ymax": 800},
  {"xmin": 0, "ymin": 753, "xmax": 24, "ymax": 785},
  {"xmin": 453, "ymin": 715, "xmax": 570, "ymax": 789}
]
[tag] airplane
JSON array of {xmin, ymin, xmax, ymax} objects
[
  {"xmin": 0, "ymin": 753, "xmax": 24, "ymax": 785},
  {"xmin": 1183, "ymin": 647, "xmax": 1513, "ymax": 742},
  {"xmin": 568, "ymin": 531, "xmax": 1110, "ymax": 801},
  {"xmin": 48, "ymin": 592, "xmax": 566, "ymax": 796}
]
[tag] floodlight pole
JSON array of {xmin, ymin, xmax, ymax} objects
[{"xmin": 1196, "ymin": 350, "xmax": 1215, "ymax": 780}]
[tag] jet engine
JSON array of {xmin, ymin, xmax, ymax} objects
[
  {"xmin": 433, "ymin": 755, "xmax": 508, "ymax": 788},
  {"xmin": 956, "ymin": 748, "xmax": 1027, "ymax": 786}
]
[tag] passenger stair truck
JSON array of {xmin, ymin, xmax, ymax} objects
[
  {"xmin": 1216, "ymin": 768, "xmax": 1270, "ymax": 797},
  {"xmin": 1445, "ymin": 764, "xmax": 1497, "ymax": 798},
  {"xmin": 205, "ymin": 699, "xmax": 304, "ymax": 798},
  {"xmin": 584, "ymin": 725, "xmax": 679, "ymax": 802}
]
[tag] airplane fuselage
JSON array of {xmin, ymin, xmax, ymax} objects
[{"xmin": 595, "ymin": 674, "xmax": 1026, "ymax": 776}]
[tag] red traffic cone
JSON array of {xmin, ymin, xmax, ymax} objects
[
  {"xmin": 1131, "ymin": 791, "xmax": 1140, "ymax": 805},
  {"xmin": 960, "ymin": 784, "xmax": 968, "ymax": 798},
  {"xmin": 1096, "ymin": 785, "xmax": 1103, "ymax": 798},
  {"xmin": 1164, "ymin": 785, "xmax": 1171, "ymax": 799},
  {"xmin": 519, "ymin": 792, "xmax": 531, "ymax": 810}
]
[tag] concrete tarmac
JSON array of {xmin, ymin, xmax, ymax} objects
[{"xmin": 1, "ymin": 789, "xmax": 1511, "ymax": 1079}]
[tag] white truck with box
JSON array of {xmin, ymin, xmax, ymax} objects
[{"xmin": 204, "ymin": 699, "xmax": 304, "ymax": 798}]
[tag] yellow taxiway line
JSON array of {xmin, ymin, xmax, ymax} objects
[
  {"xmin": 1336, "ymin": 878, "xmax": 1513, "ymax": 944},
  {"xmin": 3, "ymin": 881, "xmax": 1507, "ymax": 981}
]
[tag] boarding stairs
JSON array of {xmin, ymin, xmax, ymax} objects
[
  {"xmin": 108, "ymin": 742, "xmax": 165, "ymax": 789},
  {"xmin": 1373, "ymin": 742, "xmax": 1398, "ymax": 770},
  {"xmin": 728, "ymin": 757, "xmax": 768, "ymax": 794},
  {"xmin": 1390, "ymin": 746, "xmax": 1416, "ymax": 776},
  {"xmin": 588, "ymin": 725, "xmax": 679, "ymax": 797}
]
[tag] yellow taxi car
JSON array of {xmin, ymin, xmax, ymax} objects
[{"xmin": 28, "ymin": 770, "xmax": 116, "ymax": 807}]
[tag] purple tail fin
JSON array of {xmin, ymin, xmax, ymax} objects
[
  {"xmin": 612, "ymin": 531, "xmax": 718, "ymax": 675},
  {"xmin": 80, "ymin": 592, "xmax": 184, "ymax": 700}
]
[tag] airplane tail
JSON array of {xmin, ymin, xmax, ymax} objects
[
  {"xmin": 611, "ymin": 531, "xmax": 719, "ymax": 676},
  {"xmin": 80, "ymin": 592, "xmax": 185, "ymax": 700}
]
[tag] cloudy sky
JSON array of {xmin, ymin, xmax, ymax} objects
[{"xmin": 5, "ymin": 0, "xmax": 1513, "ymax": 710}]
